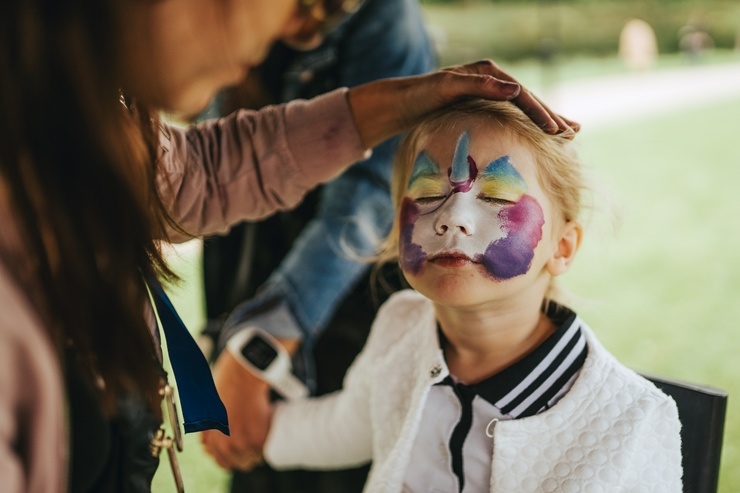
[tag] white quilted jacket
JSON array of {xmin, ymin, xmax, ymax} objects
[{"xmin": 265, "ymin": 290, "xmax": 683, "ymax": 492}]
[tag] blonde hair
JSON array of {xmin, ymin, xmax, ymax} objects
[{"xmin": 376, "ymin": 99, "xmax": 589, "ymax": 303}]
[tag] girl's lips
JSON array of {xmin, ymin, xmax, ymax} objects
[{"xmin": 429, "ymin": 253, "xmax": 476, "ymax": 268}]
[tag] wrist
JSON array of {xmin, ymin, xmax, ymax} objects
[
  {"xmin": 226, "ymin": 327, "xmax": 308, "ymax": 400},
  {"xmin": 218, "ymin": 350, "xmax": 271, "ymax": 390},
  {"xmin": 348, "ymin": 80, "xmax": 405, "ymax": 149}
]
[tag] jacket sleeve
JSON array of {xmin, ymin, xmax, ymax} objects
[
  {"xmin": 262, "ymin": 341, "xmax": 375, "ymax": 469},
  {"xmin": 155, "ymin": 89, "xmax": 369, "ymax": 242},
  {"xmin": 260, "ymin": 296, "xmax": 407, "ymax": 468},
  {"xmin": 219, "ymin": 0, "xmax": 437, "ymax": 345}
]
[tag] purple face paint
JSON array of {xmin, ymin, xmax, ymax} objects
[
  {"xmin": 476, "ymin": 195, "xmax": 545, "ymax": 279},
  {"xmin": 400, "ymin": 130, "xmax": 546, "ymax": 282},
  {"xmin": 399, "ymin": 197, "xmax": 425, "ymax": 274}
]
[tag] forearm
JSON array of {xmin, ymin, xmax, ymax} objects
[
  {"xmin": 264, "ymin": 391, "xmax": 373, "ymax": 469},
  {"xmin": 264, "ymin": 320, "xmax": 380, "ymax": 468},
  {"xmin": 156, "ymin": 89, "xmax": 368, "ymax": 242}
]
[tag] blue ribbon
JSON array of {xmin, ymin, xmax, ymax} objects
[{"xmin": 147, "ymin": 276, "xmax": 229, "ymax": 435}]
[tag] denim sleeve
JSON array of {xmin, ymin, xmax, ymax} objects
[{"xmin": 220, "ymin": 0, "xmax": 436, "ymax": 347}]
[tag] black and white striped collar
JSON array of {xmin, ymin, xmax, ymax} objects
[{"xmin": 437, "ymin": 303, "xmax": 588, "ymax": 419}]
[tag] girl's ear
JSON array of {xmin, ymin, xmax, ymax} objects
[{"xmin": 546, "ymin": 221, "xmax": 582, "ymax": 276}]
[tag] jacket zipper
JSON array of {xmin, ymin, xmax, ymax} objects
[
  {"xmin": 486, "ymin": 418, "xmax": 498, "ymax": 493},
  {"xmin": 485, "ymin": 418, "xmax": 498, "ymax": 443}
]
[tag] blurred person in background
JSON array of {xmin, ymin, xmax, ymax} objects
[
  {"xmin": 196, "ymin": 0, "xmax": 435, "ymax": 491},
  {"xmin": 0, "ymin": 0, "xmax": 576, "ymax": 490}
]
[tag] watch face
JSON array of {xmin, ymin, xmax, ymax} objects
[{"xmin": 241, "ymin": 335, "xmax": 279, "ymax": 371}]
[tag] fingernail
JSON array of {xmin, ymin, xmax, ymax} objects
[
  {"xmin": 501, "ymin": 82, "xmax": 520, "ymax": 98},
  {"xmin": 540, "ymin": 121, "xmax": 558, "ymax": 134},
  {"xmin": 553, "ymin": 125, "xmax": 576, "ymax": 137}
]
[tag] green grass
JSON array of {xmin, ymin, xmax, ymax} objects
[
  {"xmin": 562, "ymin": 96, "xmax": 740, "ymax": 493},
  {"xmin": 156, "ymin": 94, "xmax": 740, "ymax": 493}
]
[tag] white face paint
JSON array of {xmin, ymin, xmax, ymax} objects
[{"xmin": 399, "ymin": 131, "xmax": 545, "ymax": 281}]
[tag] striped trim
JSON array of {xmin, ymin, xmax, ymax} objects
[
  {"xmin": 504, "ymin": 334, "xmax": 586, "ymax": 416},
  {"xmin": 473, "ymin": 304, "xmax": 587, "ymax": 418},
  {"xmin": 434, "ymin": 304, "xmax": 588, "ymax": 490},
  {"xmin": 436, "ymin": 304, "xmax": 588, "ymax": 420}
]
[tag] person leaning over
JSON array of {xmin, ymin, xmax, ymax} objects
[{"xmin": 0, "ymin": 0, "xmax": 578, "ymax": 491}]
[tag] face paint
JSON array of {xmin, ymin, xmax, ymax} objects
[
  {"xmin": 399, "ymin": 130, "xmax": 545, "ymax": 280},
  {"xmin": 477, "ymin": 195, "xmax": 544, "ymax": 279},
  {"xmin": 448, "ymin": 132, "xmax": 477, "ymax": 193},
  {"xmin": 399, "ymin": 197, "xmax": 425, "ymax": 273},
  {"xmin": 405, "ymin": 151, "xmax": 445, "ymax": 201}
]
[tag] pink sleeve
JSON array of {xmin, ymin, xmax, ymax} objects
[{"xmin": 156, "ymin": 88, "xmax": 370, "ymax": 241}]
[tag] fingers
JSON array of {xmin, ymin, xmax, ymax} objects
[
  {"xmin": 445, "ymin": 59, "xmax": 580, "ymax": 136},
  {"xmin": 199, "ymin": 352, "xmax": 274, "ymax": 472},
  {"xmin": 201, "ymin": 429, "xmax": 264, "ymax": 471},
  {"xmin": 521, "ymin": 90, "xmax": 581, "ymax": 136},
  {"xmin": 438, "ymin": 64, "xmax": 520, "ymax": 101}
]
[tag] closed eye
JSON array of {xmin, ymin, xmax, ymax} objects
[
  {"xmin": 477, "ymin": 194, "xmax": 515, "ymax": 205},
  {"xmin": 415, "ymin": 196, "xmax": 446, "ymax": 204}
]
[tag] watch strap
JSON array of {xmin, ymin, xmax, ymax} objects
[{"xmin": 227, "ymin": 326, "xmax": 308, "ymax": 401}]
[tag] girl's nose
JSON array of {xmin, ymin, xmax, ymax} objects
[{"xmin": 434, "ymin": 193, "xmax": 475, "ymax": 237}]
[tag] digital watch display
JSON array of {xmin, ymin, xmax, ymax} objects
[
  {"xmin": 227, "ymin": 326, "xmax": 308, "ymax": 400},
  {"xmin": 241, "ymin": 336, "xmax": 278, "ymax": 371}
]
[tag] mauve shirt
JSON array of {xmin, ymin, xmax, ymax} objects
[{"xmin": 0, "ymin": 88, "xmax": 368, "ymax": 493}]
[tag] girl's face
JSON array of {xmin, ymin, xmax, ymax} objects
[
  {"xmin": 399, "ymin": 125, "xmax": 567, "ymax": 307},
  {"xmin": 119, "ymin": 0, "xmax": 306, "ymax": 116}
]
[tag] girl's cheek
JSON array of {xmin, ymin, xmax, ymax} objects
[
  {"xmin": 399, "ymin": 198, "xmax": 425, "ymax": 274},
  {"xmin": 477, "ymin": 195, "xmax": 544, "ymax": 280}
]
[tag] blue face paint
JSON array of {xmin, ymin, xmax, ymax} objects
[
  {"xmin": 399, "ymin": 130, "xmax": 545, "ymax": 281},
  {"xmin": 448, "ymin": 131, "xmax": 477, "ymax": 193}
]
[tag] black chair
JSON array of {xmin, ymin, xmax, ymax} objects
[{"xmin": 642, "ymin": 373, "xmax": 728, "ymax": 493}]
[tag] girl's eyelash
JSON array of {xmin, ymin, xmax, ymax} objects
[
  {"xmin": 478, "ymin": 194, "xmax": 515, "ymax": 205},
  {"xmin": 415, "ymin": 196, "xmax": 445, "ymax": 204}
]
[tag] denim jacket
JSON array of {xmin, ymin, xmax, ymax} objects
[{"xmin": 217, "ymin": 0, "xmax": 436, "ymax": 390}]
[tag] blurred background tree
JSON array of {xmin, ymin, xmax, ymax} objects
[{"xmin": 421, "ymin": 0, "xmax": 739, "ymax": 65}]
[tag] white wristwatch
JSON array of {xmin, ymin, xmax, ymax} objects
[{"xmin": 226, "ymin": 326, "xmax": 308, "ymax": 401}]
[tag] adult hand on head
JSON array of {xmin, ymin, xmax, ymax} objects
[
  {"xmin": 348, "ymin": 59, "xmax": 579, "ymax": 150},
  {"xmin": 200, "ymin": 350, "xmax": 273, "ymax": 472}
]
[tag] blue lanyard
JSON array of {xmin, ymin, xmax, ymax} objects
[{"xmin": 147, "ymin": 276, "xmax": 229, "ymax": 435}]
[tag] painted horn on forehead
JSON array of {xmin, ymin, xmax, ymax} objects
[{"xmin": 449, "ymin": 131, "xmax": 477, "ymax": 193}]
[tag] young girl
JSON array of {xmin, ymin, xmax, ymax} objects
[{"xmin": 259, "ymin": 99, "xmax": 682, "ymax": 492}]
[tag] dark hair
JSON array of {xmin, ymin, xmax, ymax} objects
[{"xmin": 0, "ymin": 0, "xmax": 178, "ymax": 415}]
